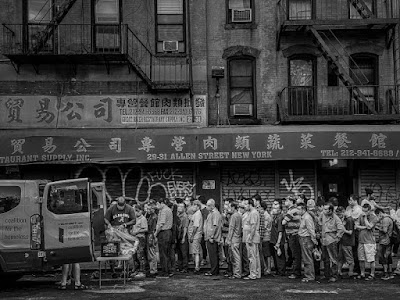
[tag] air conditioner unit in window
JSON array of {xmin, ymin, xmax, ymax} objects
[
  {"xmin": 230, "ymin": 104, "xmax": 253, "ymax": 116},
  {"xmin": 162, "ymin": 41, "xmax": 179, "ymax": 52},
  {"xmin": 232, "ymin": 8, "xmax": 252, "ymax": 23}
]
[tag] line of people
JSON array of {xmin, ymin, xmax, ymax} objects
[{"xmin": 103, "ymin": 194, "xmax": 400, "ymax": 282}]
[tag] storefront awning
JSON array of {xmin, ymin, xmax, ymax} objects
[{"xmin": 1, "ymin": 125, "xmax": 400, "ymax": 165}]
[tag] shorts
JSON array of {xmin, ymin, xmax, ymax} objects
[
  {"xmin": 358, "ymin": 243, "xmax": 376, "ymax": 263},
  {"xmin": 191, "ymin": 238, "xmax": 201, "ymax": 254},
  {"xmin": 262, "ymin": 241, "xmax": 272, "ymax": 257},
  {"xmin": 378, "ymin": 244, "xmax": 393, "ymax": 265},
  {"xmin": 338, "ymin": 245, "xmax": 354, "ymax": 265}
]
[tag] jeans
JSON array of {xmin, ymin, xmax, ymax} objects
[
  {"xmin": 288, "ymin": 234, "xmax": 302, "ymax": 277},
  {"xmin": 272, "ymin": 243, "xmax": 286, "ymax": 276},
  {"xmin": 158, "ymin": 230, "xmax": 172, "ymax": 274},
  {"xmin": 241, "ymin": 242, "xmax": 249, "ymax": 275},
  {"xmin": 300, "ymin": 236, "xmax": 315, "ymax": 280},
  {"xmin": 322, "ymin": 242, "xmax": 338, "ymax": 279},
  {"xmin": 135, "ymin": 235, "xmax": 147, "ymax": 273},
  {"xmin": 230, "ymin": 242, "xmax": 242, "ymax": 278},
  {"xmin": 247, "ymin": 242, "xmax": 261, "ymax": 279}
]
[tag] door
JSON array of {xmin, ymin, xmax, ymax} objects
[
  {"xmin": 289, "ymin": 56, "xmax": 316, "ymax": 116},
  {"xmin": 320, "ymin": 170, "xmax": 349, "ymax": 208},
  {"xmin": 42, "ymin": 178, "xmax": 94, "ymax": 265},
  {"xmin": 91, "ymin": 182, "xmax": 107, "ymax": 250}
]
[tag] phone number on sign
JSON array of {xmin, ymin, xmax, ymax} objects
[{"xmin": 340, "ymin": 150, "xmax": 395, "ymax": 157}]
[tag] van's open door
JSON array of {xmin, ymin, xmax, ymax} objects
[
  {"xmin": 91, "ymin": 182, "xmax": 107, "ymax": 249},
  {"xmin": 42, "ymin": 178, "xmax": 94, "ymax": 265}
]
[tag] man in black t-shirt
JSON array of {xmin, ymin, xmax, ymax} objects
[{"xmin": 104, "ymin": 196, "xmax": 136, "ymax": 230}]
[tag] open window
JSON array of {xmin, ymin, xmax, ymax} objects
[
  {"xmin": 227, "ymin": 0, "xmax": 253, "ymax": 24},
  {"xmin": 156, "ymin": 0, "xmax": 185, "ymax": 53},
  {"xmin": 228, "ymin": 57, "xmax": 256, "ymax": 118}
]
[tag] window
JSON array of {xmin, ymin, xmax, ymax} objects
[
  {"xmin": 227, "ymin": 0, "xmax": 253, "ymax": 23},
  {"xmin": 95, "ymin": 0, "xmax": 119, "ymax": 23},
  {"xmin": 47, "ymin": 182, "xmax": 88, "ymax": 215},
  {"xmin": 0, "ymin": 186, "xmax": 21, "ymax": 214},
  {"xmin": 26, "ymin": 0, "xmax": 53, "ymax": 51},
  {"xmin": 327, "ymin": 62, "xmax": 339, "ymax": 86},
  {"xmin": 350, "ymin": 54, "xmax": 378, "ymax": 114},
  {"xmin": 156, "ymin": 0, "xmax": 185, "ymax": 53},
  {"xmin": 349, "ymin": 0, "xmax": 374, "ymax": 19},
  {"xmin": 288, "ymin": 0, "xmax": 312, "ymax": 20},
  {"xmin": 228, "ymin": 58, "xmax": 255, "ymax": 118},
  {"xmin": 94, "ymin": 0, "xmax": 121, "ymax": 52},
  {"xmin": 288, "ymin": 56, "xmax": 316, "ymax": 115}
]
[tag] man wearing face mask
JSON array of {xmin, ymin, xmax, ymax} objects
[{"xmin": 104, "ymin": 196, "xmax": 136, "ymax": 231}]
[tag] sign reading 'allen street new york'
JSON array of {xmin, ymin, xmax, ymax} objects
[{"xmin": 1, "ymin": 128, "xmax": 400, "ymax": 165}]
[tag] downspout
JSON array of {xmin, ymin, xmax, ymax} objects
[{"xmin": 187, "ymin": 0, "xmax": 195, "ymax": 123}]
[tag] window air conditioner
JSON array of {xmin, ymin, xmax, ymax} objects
[
  {"xmin": 230, "ymin": 104, "xmax": 253, "ymax": 116},
  {"xmin": 232, "ymin": 9, "xmax": 252, "ymax": 23},
  {"xmin": 162, "ymin": 41, "xmax": 179, "ymax": 52}
]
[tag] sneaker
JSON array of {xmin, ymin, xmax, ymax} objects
[
  {"xmin": 328, "ymin": 277, "xmax": 337, "ymax": 283},
  {"xmin": 381, "ymin": 274, "xmax": 390, "ymax": 280},
  {"xmin": 135, "ymin": 272, "xmax": 146, "ymax": 278},
  {"xmin": 288, "ymin": 274, "xmax": 298, "ymax": 279},
  {"xmin": 389, "ymin": 274, "xmax": 395, "ymax": 279}
]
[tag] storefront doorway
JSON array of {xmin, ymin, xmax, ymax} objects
[{"xmin": 320, "ymin": 160, "xmax": 351, "ymax": 207}]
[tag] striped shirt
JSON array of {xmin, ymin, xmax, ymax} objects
[
  {"xmin": 257, "ymin": 207, "xmax": 266, "ymax": 239},
  {"xmin": 157, "ymin": 205, "xmax": 173, "ymax": 231},
  {"xmin": 283, "ymin": 206, "xmax": 301, "ymax": 235}
]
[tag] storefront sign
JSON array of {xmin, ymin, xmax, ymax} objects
[
  {"xmin": 0, "ymin": 94, "xmax": 207, "ymax": 128},
  {"xmin": 1, "ymin": 127, "xmax": 400, "ymax": 165}
]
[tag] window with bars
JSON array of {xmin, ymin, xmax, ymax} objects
[
  {"xmin": 227, "ymin": 0, "xmax": 253, "ymax": 24},
  {"xmin": 288, "ymin": 0, "xmax": 312, "ymax": 20},
  {"xmin": 228, "ymin": 58, "xmax": 255, "ymax": 118},
  {"xmin": 156, "ymin": 0, "xmax": 185, "ymax": 53}
]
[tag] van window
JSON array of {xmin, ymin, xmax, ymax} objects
[
  {"xmin": 0, "ymin": 186, "xmax": 21, "ymax": 214},
  {"xmin": 47, "ymin": 182, "xmax": 89, "ymax": 215}
]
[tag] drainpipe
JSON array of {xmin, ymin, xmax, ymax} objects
[{"xmin": 187, "ymin": 0, "xmax": 195, "ymax": 123}]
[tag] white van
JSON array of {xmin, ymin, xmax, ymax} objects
[{"xmin": 0, "ymin": 178, "xmax": 106, "ymax": 281}]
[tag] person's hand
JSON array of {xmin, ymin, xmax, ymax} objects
[
  {"xmin": 181, "ymin": 239, "xmax": 185, "ymax": 244},
  {"xmin": 209, "ymin": 237, "xmax": 214, "ymax": 243},
  {"xmin": 275, "ymin": 243, "xmax": 279, "ymax": 249}
]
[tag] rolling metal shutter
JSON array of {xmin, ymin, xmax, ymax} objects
[
  {"xmin": 278, "ymin": 161, "xmax": 316, "ymax": 201},
  {"xmin": 359, "ymin": 161, "xmax": 397, "ymax": 208},
  {"xmin": 221, "ymin": 162, "xmax": 276, "ymax": 208}
]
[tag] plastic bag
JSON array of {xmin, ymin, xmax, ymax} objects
[{"xmin": 105, "ymin": 227, "xmax": 139, "ymax": 256}]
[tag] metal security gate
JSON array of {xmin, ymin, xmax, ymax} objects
[
  {"xmin": 221, "ymin": 162, "xmax": 276, "ymax": 207},
  {"xmin": 359, "ymin": 161, "xmax": 398, "ymax": 208},
  {"xmin": 75, "ymin": 163, "xmax": 195, "ymax": 204},
  {"xmin": 278, "ymin": 161, "xmax": 317, "ymax": 201}
]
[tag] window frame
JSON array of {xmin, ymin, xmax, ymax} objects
[
  {"xmin": 286, "ymin": 0, "xmax": 314, "ymax": 21},
  {"xmin": 155, "ymin": 0, "xmax": 186, "ymax": 54},
  {"xmin": 94, "ymin": 0, "xmax": 121, "ymax": 24},
  {"xmin": 349, "ymin": 53, "xmax": 379, "ymax": 86},
  {"xmin": 227, "ymin": 56, "xmax": 257, "ymax": 119},
  {"xmin": 0, "ymin": 186, "xmax": 22, "ymax": 214},
  {"xmin": 226, "ymin": 0, "xmax": 254, "ymax": 24},
  {"xmin": 288, "ymin": 54, "xmax": 317, "ymax": 87}
]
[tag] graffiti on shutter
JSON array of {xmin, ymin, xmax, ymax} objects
[
  {"xmin": 221, "ymin": 162, "xmax": 275, "ymax": 208},
  {"xmin": 75, "ymin": 164, "xmax": 195, "ymax": 204},
  {"xmin": 359, "ymin": 161, "xmax": 398, "ymax": 208},
  {"xmin": 278, "ymin": 162, "xmax": 316, "ymax": 201}
]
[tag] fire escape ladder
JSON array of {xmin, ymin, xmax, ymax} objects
[
  {"xmin": 29, "ymin": 0, "xmax": 78, "ymax": 54},
  {"xmin": 348, "ymin": 0, "xmax": 374, "ymax": 19},
  {"xmin": 307, "ymin": 26, "xmax": 378, "ymax": 114}
]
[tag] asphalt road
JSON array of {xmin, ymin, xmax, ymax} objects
[{"xmin": 1, "ymin": 272, "xmax": 400, "ymax": 300}]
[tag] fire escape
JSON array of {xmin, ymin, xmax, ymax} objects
[
  {"xmin": 1, "ymin": 0, "xmax": 191, "ymax": 91},
  {"xmin": 276, "ymin": 0, "xmax": 400, "ymax": 123}
]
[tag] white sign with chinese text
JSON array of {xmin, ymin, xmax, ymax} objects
[{"xmin": 0, "ymin": 94, "xmax": 207, "ymax": 128}]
